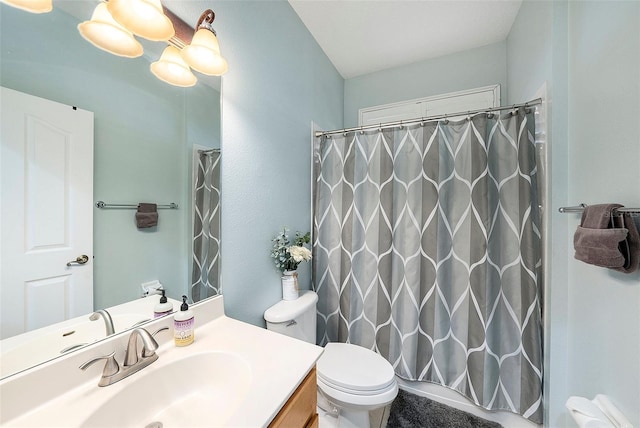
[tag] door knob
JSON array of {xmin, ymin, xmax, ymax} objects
[{"xmin": 67, "ymin": 255, "xmax": 89, "ymax": 266}]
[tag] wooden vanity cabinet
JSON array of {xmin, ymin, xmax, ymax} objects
[{"xmin": 269, "ymin": 367, "xmax": 318, "ymax": 428}]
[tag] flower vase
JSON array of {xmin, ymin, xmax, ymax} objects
[{"xmin": 281, "ymin": 270, "xmax": 299, "ymax": 300}]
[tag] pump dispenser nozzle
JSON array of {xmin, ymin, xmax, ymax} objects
[
  {"xmin": 153, "ymin": 289, "xmax": 173, "ymax": 318},
  {"xmin": 160, "ymin": 289, "xmax": 167, "ymax": 304}
]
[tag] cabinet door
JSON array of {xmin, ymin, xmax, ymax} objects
[
  {"xmin": 269, "ymin": 367, "xmax": 317, "ymax": 428},
  {"xmin": 305, "ymin": 413, "xmax": 319, "ymax": 428}
]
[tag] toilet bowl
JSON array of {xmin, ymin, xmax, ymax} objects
[
  {"xmin": 316, "ymin": 342, "xmax": 398, "ymax": 427},
  {"xmin": 264, "ymin": 291, "xmax": 398, "ymax": 428}
]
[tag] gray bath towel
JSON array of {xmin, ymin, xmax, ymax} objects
[
  {"xmin": 610, "ymin": 209, "xmax": 640, "ymax": 274},
  {"xmin": 574, "ymin": 204, "xmax": 639, "ymax": 273},
  {"xmin": 136, "ymin": 203, "xmax": 158, "ymax": 229}
]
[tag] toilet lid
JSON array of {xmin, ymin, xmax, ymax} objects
[{"xmin": 317, "ymin": 343, "xmax": 396, "ymax": 393}]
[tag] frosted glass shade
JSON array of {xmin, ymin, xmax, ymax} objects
[
  {"xmin": 151, "ymin": 46, "xmax": 197, "ymax": 87},
  {"xmin": 181, "ymin": 28, "xmax": 228, "ymax": 76},
  {"xmin": 1, "ymin": 0, "xmax": 52, "ymax": 13},
  {"xmin": 107, "ymin": 0, "xmax": 174, "ymax": 41},
  {"xmin": 78, "ymin": 3, "xmax": 143, "ymax": 58}
]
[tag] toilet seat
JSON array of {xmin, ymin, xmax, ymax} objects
[
  {"xmin": 318, "ymin": 375, "xmax": 398, "ymax": 410},
  {"xmin": 316, "ymin": 343, "xmax": 398, "ymax": 409}
]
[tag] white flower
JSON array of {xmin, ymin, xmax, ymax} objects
[{"xmin": 289, "ymin": 245, "xmax": 312, "ymax": 262}]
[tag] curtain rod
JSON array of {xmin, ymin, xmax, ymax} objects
[{"xmin": 315, "ymin": 98, "xmax": 543, "ymax": 138}]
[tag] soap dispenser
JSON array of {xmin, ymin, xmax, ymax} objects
[
  {"xmin": 174, "ymin": 295, "xmax": 194, "ymax": 347},
  {"xmin": 154, "ymin": 289, "xmax": 173, "ymax": 318}
]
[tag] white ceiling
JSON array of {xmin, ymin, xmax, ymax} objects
[{"xmin": 288, "ymin": 0, "xmax": 523, "ymax": 79}]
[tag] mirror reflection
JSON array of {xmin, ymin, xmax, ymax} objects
[{"xmin": 0, "ymin": 2, "xmax": 221, "ymax": 378}]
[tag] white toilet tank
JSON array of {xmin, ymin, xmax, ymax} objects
[{"xmin": 264, "ymin": 290, "xmax": 317, "ymax": 344}]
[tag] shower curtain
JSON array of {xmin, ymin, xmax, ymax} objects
[
  {"xmin": 312, "ymin": 109, "xmax": 543, "ymax": 422},
  {"xmin": 191, "ymin": 150, "xmax": 221, "ymax": 301}
]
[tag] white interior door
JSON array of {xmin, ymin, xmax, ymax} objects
[{"xmin": 1, "ymin": 87, "xmax": 94, "ymax": 340}]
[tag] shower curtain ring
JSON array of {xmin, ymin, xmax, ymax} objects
[
  {"xmin": 420, "ymin": 118, "xmax": 425, "ymax": 127},
  {"xmin": 399, "ymin": 120, "xmax": 403, "ymax": 129},
  {"xmin": 443, "ymin": 114, "xmax": 449, "ymax": 125},
  {"xmin": 378, "ymin": 123, "xmax": 382, "ymax": 132},
  {"xmin": 359, "ymin": 126, "xmax": 364, "ymax": 135}
]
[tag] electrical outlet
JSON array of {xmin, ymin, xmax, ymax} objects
[{"xmin": 141, "ymin": 280, "xmax": 163, "ymax": 297}]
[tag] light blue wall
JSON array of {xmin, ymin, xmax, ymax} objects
[
  {"xmin": 507, "ymin": 1, "xmax": 553, "ymax": 105},
  {"xmin": 214, "ymin": 1, "xmax": 343, "ymax": 327},
  {"xmin": 0, "ymin": 5, "xmax": 221, "ymax": 310},
  {"xmin": 507, "ymin": 1, "xmax": 571, "ymax": 426},
  {"xmin": 566, "ymin": 1, "xmax": 640, "ymax": 424},
  {"xmin": 509, "ymin": 1, "xmax": 640, "ymax": 426},
  {"xmin": 343, "ymin": 41, "xmax": 507, "ymax": 127}
]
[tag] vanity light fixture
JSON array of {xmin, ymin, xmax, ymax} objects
[
  {"xmin": 106, "ymin": 0, "xmax": 174, "ymax": 41},
  {"xmin": 9, "ymin": 0, "xmax": 228, "ymax": 87},
  {"xmin": 0, "ymin": 0, "xmax": 52, "ymax": 13},
  {"xmin": 150, "ymin": 45, "xmax": 197, "ymax": 87},
  {"xmin": 181, "ymin": 9, "xmax": 228, "ymax": 76},
  {"xmin": 78, "ymin": 3, "xmax": 143, "ymax": 58}
]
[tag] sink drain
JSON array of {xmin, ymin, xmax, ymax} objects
[{"xmin": 145, "ymin": 422, "xmax": 163, "ymax": 428}]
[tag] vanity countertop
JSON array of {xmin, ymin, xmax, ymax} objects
[{"xmin": 0, "ymin": 296, "xmax": 323, "ymax": 427}]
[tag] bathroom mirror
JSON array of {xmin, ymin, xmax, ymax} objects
[{"xmin": 0, "ymin": 2, "xmax": 221, "ymax": 378}]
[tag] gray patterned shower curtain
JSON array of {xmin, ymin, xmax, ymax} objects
[
  {"xmin": 312, "ymin": 109, "xmax": 543, "ymax": 422},
  {"xmin": 191, "ymin": 150, "xmax": 221, "ymax": 301}
]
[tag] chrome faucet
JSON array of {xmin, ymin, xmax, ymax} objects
[
  {"xmin": 80, "ymin": 327, "xmax": 168, "ymax": 387},
  {"xmin": 123, "ymin": 327, "xmax": 159, "ymax": 366},
  {"xmin": 89, "ymin": 309, "xmax": 115, "ymax": 336}
]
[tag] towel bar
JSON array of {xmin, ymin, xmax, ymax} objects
[
  {"xmin": 95, "ymin": 201, "xmax": 178, "ymax": 209},
  {"xmin": 559, "ymin": 204, "xmax": 639, "ymax": 214}
]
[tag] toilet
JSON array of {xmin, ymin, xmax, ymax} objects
[{"xmin": 264, "ymin": 291, "xmax": 398, "ymax": 428}]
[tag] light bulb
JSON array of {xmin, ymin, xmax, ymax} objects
[
  {"xmin": 107, "ymin": 0, "xmax": 174, "ymax": 41},
  {"xmin": 151, "ymin": 46, "xmax": 197, "ymax": 87},
  {"xmin": 78, "ymin": 3, "xmax": 143, "ymax": 58},
  {"xmin": 1, "ymin": 0, "xmax": 52, "ymax": 13},
  {"xmin": 181, "ymin": 28, "xmax": 228, "ymax": 76}
]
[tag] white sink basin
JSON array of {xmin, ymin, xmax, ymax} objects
[
  {"xmin": 0, "ymin": 296, "xmax": 323, "ymax": 428},
  {"xmin": 81, "ymin": 351, "xmax": 252, "ymax": 428}
]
